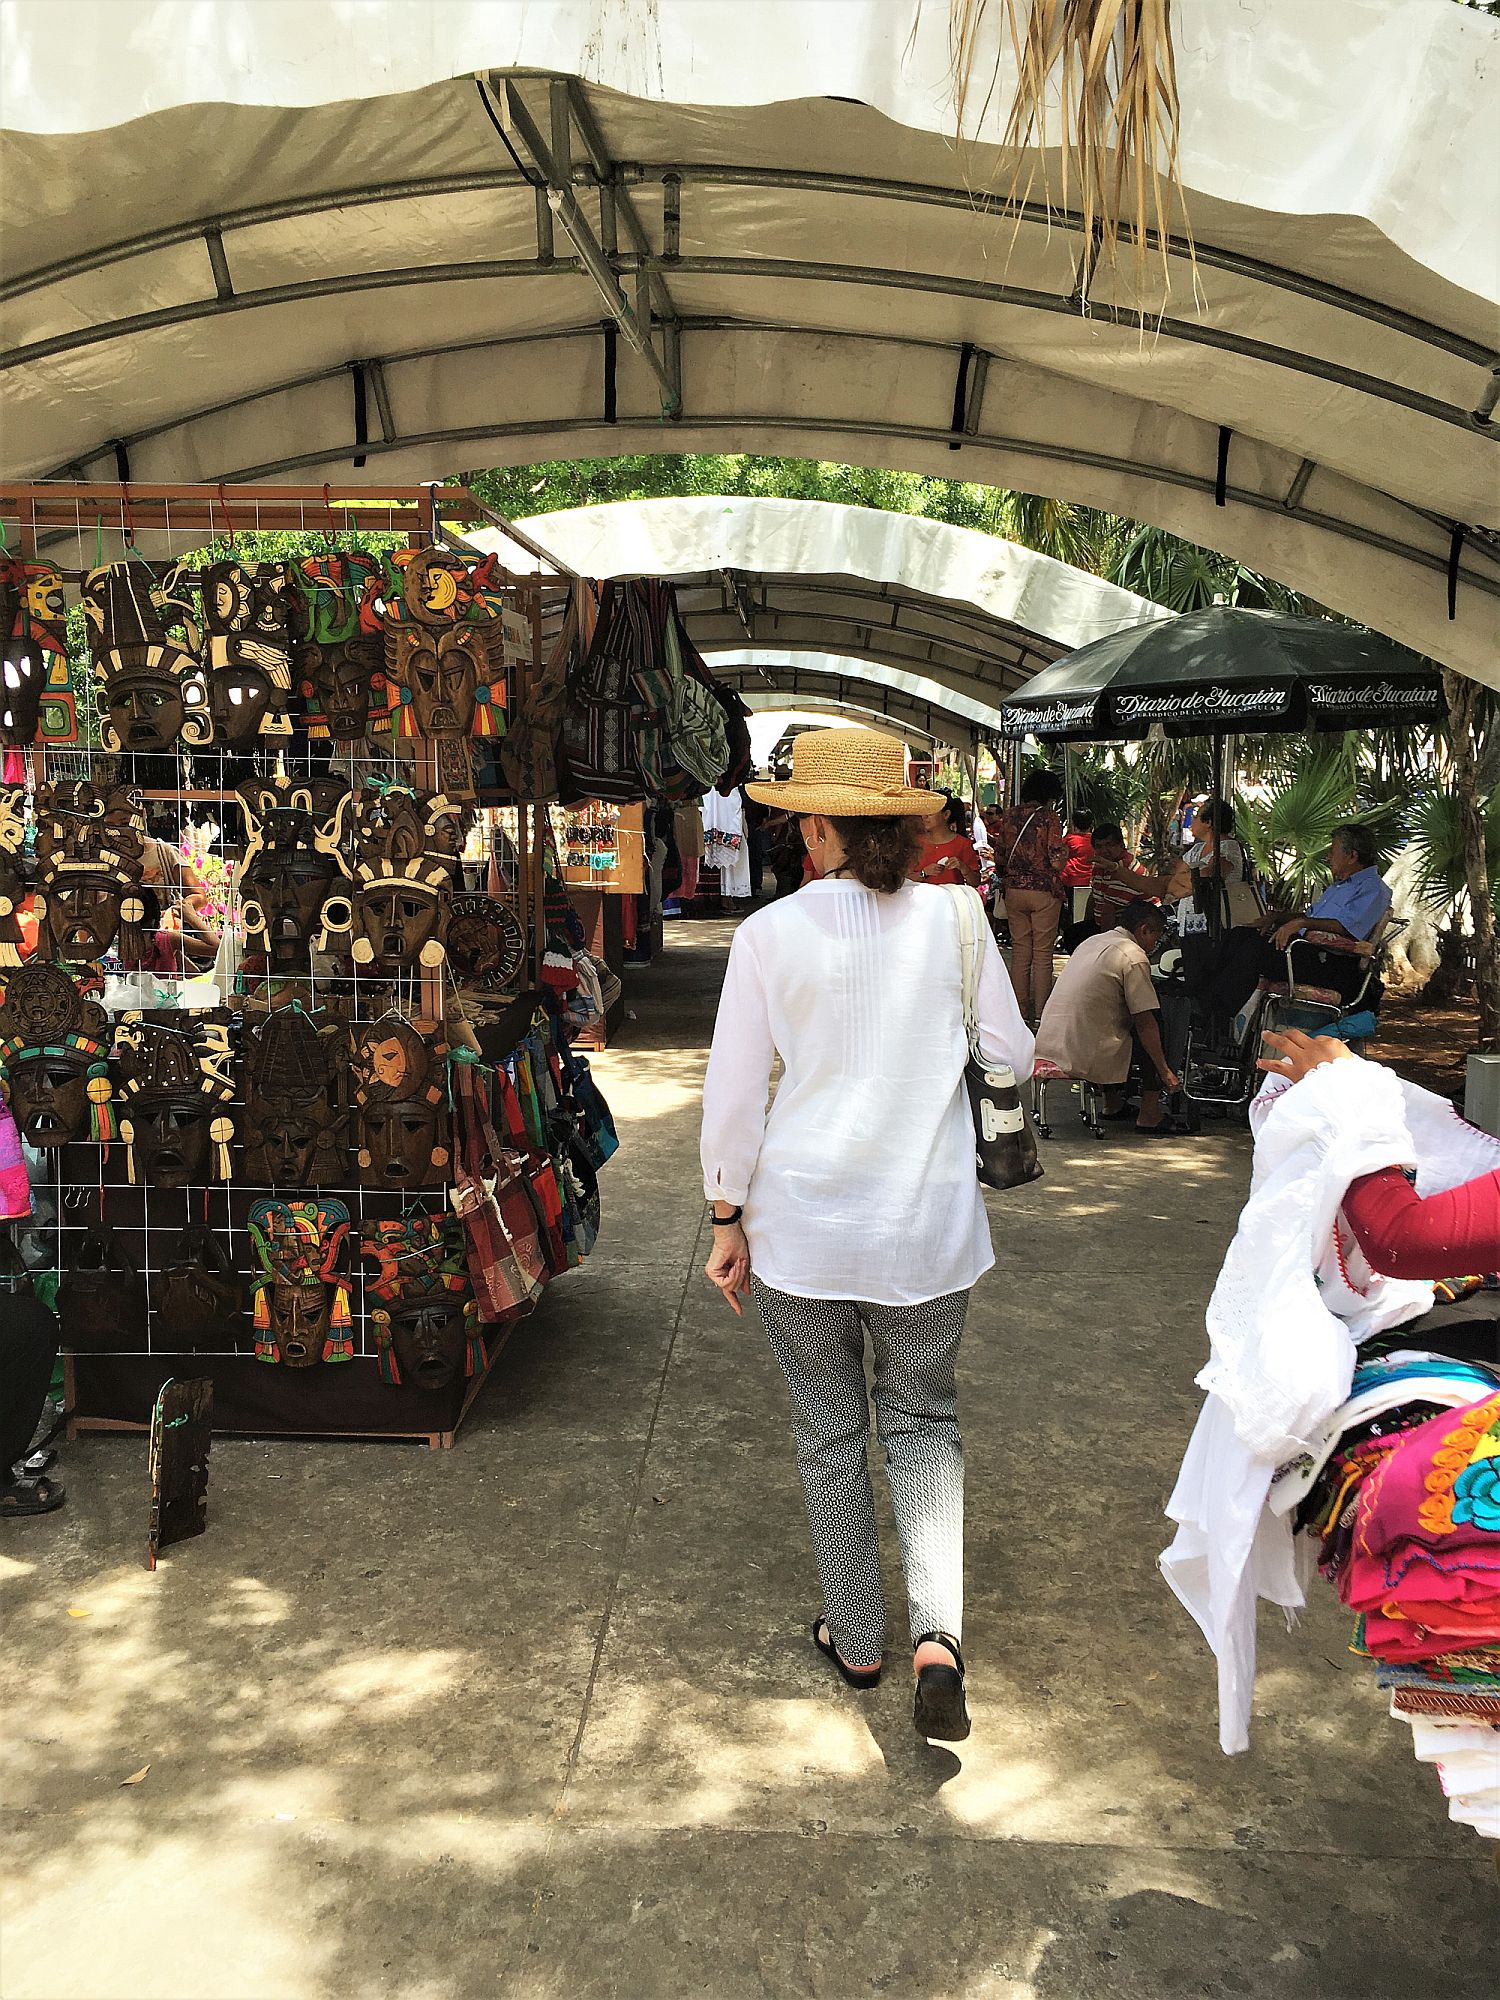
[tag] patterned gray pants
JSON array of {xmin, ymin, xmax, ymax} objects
[{"xmin": 752, "ymin": 1275, "xmax": 969, "ymax": 1665}]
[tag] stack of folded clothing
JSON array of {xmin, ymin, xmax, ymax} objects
[{"xmin": 1297, "ymin": 1375, "xmax": 1500, "ymax": 1840}]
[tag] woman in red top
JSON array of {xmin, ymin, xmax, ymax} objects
[
  {"xmin": 1061, "ymin": 809, "xmax": 1095, "ymax": 891},
  {"xmin": 991, "ymin": 770, "xmax": 1068, "ymax": 1025},
  {"xmin": 1259, "ymin": 1030, "xmax": 1500, "ymax": 1279},
  {"xmin": 910, "ymin": 792, "xmax": 982, "ymax": 889}
]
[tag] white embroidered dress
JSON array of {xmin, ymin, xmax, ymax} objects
[{"xmin": 700, "ymin": 880, "xmax": 1034, "ymax": 1305}]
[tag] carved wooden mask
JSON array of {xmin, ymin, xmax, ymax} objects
[
  {"xmin": 34, "ymin": 780, "xmax": 148, "ymax": 962},
  {"xmin": 114, "ymin": 1012, "xmax": 237, "ymax": 1187},
  {"xmin": 0, "ymin": 960, "xmax": 114, "ymax": 1148},
  {"xmin": 155, "ymin": 1226, "xmax": 247, "ymax": 1350},
  {"xmin": 82, "ymin": 559, "xmax": 211, "ymax": 754},
  {"xmin": 0, "ymin": 785, "xmax": 25, "ymax": 967},
  {"xmin": 240, "ymin": 1005, "xmax": 348, "ymax": 1186},
  {"xmin": 236, "ymin": 776, "xmax": 352, "ymax": 975},
  {"xmin": 362, "ymin": 1215, "xmax": 480, "ymax": 1390},
  {"xmin": 58, "ymin": 1224, "xmax": 147, "ymax": 1353},
  {"xmin": 201, "ymin": 560, "xmax": 295, "ymax": 739},
  {"xmin": 247, "ymin": 1196, "xmax": 353, "ymax": 1366},
  {"xmin": 344, "ymin": 785, "xmax": 464, "ymax": 975},
  {"xmin": 350, "ymin": 1016, "xmax": 450, "ymax": 1189}
]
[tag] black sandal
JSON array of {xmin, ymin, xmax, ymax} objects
[
  {"xmin": 0, "ymin": 1474, "xmax": 66, "ymax": 1517},
  {"xmin": 812, "ymin": 1618, "xmax": 882, "ymax": 1689},
  {"xmin": 913, "ymin": 1630, "xmax": 970, "ymax": 1742}
]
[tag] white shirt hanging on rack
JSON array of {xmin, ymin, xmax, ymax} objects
[{"xmin": 702, "ymin": 789, "xmax": 751, "ymax": 899}]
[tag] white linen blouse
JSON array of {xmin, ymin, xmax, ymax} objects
[{"xmin": 700, "ymin": 880, "xmax": 1035, "ymax": 1305}]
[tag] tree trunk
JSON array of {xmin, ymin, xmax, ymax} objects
[{"xmin": 1442, "ymin": 668, "xmax": 1500, "ymax": 1051}]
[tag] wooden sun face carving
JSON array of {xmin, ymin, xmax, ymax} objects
[{"xmin": 350, "ymin": 1017, "xmax": 450, "ymax": 1190}]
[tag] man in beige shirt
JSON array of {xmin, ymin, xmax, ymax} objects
[{"xmin": 1036, "ymin": 901, "xmax": 1184, "ymax": 1136}]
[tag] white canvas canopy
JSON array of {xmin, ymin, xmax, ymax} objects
[
  {"xmin": 1, "ymin": 0, "xmax": 1496, "ymax": 682},
  {"xmin": 475, "ymin": 494, "xmax": 1168, "ymax": 742}
]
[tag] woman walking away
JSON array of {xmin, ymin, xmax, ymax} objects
[
  {"xmin": 699, "ymin": 728, "xmax": 1034, "ymax": 1741},
  {"xmin": 992, "ymin": 771, "xmax": 1066, "ymax": 1026}
]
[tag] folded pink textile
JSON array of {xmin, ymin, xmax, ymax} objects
[{"xmin": 0, "ymin": 1097, "xmax": 32, "ymax": 1221}]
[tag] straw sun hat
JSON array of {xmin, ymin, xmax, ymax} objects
[{"xmin": 744, "ymin": 728, "xmax": 941, "ymax": 817}]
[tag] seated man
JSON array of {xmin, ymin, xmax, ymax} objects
[
  {"xmin": 1084, "ymin": 823, "xmax": 1169, "ymax": 935},
  {"xmin": 1036, "ymin": 901, "xmax": 1184, "ymax": 1136},
  {"xmin": 1199, "ymin": 821, "xmax": 1391, "ymax": 1026}
]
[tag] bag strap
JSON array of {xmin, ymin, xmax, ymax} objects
[
  {"xmin": 945, "ymin": 884, "xmax": 983, "ymax": 1058},
  {"xmin": 1004, "ymin": 808, "xmax": 1041, "ymax": 872}
]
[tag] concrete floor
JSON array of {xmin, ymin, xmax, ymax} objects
[{"xmin": 1, "ymin": 919, "xmax": 1494, "ymax": 2000}]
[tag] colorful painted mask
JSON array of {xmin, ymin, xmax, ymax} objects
[
  {"xmin": 200, "ymin": 559, "xmax": 295, "ymax": 739},
  {"xmin": 363, "ymin": 1215, "xmax": 482, "ymax": 1390},
  {"xmin": 0, "ymin": 960, "xmax": 116, "ymax": 1148},
  {"xmin": 344, "ymin": 784, "xmax": 465, "ymax": 975},
  {"xmin": 236, "ymin": 776, "xmax": 352, "ymax": 975},
  {"xmin": 82, "ymin": 559, "xmax": 211, "ymax": 754},
  {"xmin": 240, "ymin": 1004, "xmax": 348, "ymax": 1186},
  {"xmin": 0, "ymin": 557, "xmax": 67, "ymax": 746},
  {"xmin": 446, "ymin": 895, "xmax": 527, "ymax": 993},
  {"xmin": 247, "ymin": 1196, "xmax": 352, "ymax": 1366},
  {"xmin": 155, "ymin": 1225, "xmax": 247, "ymax": 1349},
  {"xmin": 380, "ymin": 549, "xmax": 512, "ymax": 799},
  {"xmin": 34, "ymin": 780, "xmax": 148, "ymax": 962},
  {"xmin": 292, "ymin": 553, "xmax": 388, "ymax": 740},
  {"xmin": 350, "ymin": 1015, "xmax": 450, "ymax": 1189},
  {"xmin": 114, "ymin": 1012, "xmax": 236, "ymax": 1187},
  {"xmin": 0, "ymin": 786, "xmax": 26, "ymax": 968}
]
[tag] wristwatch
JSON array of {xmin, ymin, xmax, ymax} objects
[{"xmin": 708, "ymin": 1204, "xmax": 744, "ymax": 1226}]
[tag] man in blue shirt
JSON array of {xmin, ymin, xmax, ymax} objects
[{"xmin": 1201, "ymin": 823, "xmax": 1392, "ymax": 1021}]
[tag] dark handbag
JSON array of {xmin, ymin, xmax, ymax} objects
[{"xmin": 947, "ymin": 886, "xmax": 1042, "ymax": 1192}]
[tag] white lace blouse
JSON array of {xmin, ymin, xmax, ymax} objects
[{"xmin": 699, "ymin": 880, "xmax": 1034, "ymax": 1305}]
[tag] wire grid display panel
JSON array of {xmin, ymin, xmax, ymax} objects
[{"xmin": 9, "ymin": 514, "xmax": 535, "ymax": 1362}]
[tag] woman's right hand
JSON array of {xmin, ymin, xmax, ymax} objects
[{"xmin": 705, "ymin": 1223, "xmax": 752, "ymax": 1316}]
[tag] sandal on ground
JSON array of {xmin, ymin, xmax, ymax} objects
[
  {"xmin": 912, "ymin": 1630, "xmax": 970, "ymax": 1742},
  {"xmin": 812, "ymin": 1618, "xmax": 882, "ymax": 1689},
  {"xmin": 1100, "ymin": 1103, "xmax": 1141, "ymax": 1122},
  {"xmin": 1134, "ymin": 1116, "xmax": 1193, "ymax": 1138},
  {"xmin": 0, "ymin": 1474, "xmax": 66, "ymax": 1517}
]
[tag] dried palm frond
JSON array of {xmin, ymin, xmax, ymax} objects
[{"xmin": 935, "ymin": 0, "xmax": 1198, "ymax": 311}]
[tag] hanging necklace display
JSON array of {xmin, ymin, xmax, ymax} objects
[
  {"xmin": 380, "ymin": 548, "xmax": 510, "ymax": 801},
  {"xmin": 0, "ymin": 785, "xmax": 27, "ymax": 966},
  {"xmin": 342, "ymin": 782, "xmax": 465, "ymax": 975},
  {"xmin": 240, "ymin": 1002, "xmax": 348, "ymax": 1185},
  {"xmin": 235, "ymin": 775, "xmax": 353, "ymax": 977},
  {"xmin": 57, "ymin": 1221, "xmax": 148, "ymax": 1352},
  {"xmin": 200, "ymin": 558, "xmax": 296, "ymax": 743},
  {"xmin": 362, "ymin": 1213, "xmax": 482, "ymax": 1390},
  {"xmin": 34, "ymin": 780, "xmax": 148, "ymax": 962},
  {"xmin": 81, "ymin": 558, "xmax": 211, "ymax": 755},
  {"xmin": 154, "ymin": 1225, "xmax": 247, "ymax": 1349},
  {"xmin": 0, "ymin": 555, "xmax": 67, "ymax": 745},
  {"xmin": 291, "ymin": 551, "xmax": 387, "ymax": 741},
  {"xmin": 350, "ymin": 1013, "xmax": 450, "ymax": 1189},
  {"xmin": 0, "ymin": 959, "xmax": 116, "ymax": 1148},
  {"xmin": 445, "ymin": 894, "xmax": 526, "ymax": 995},
  {"xmin": 247, "ymin": 1195, "xmax": 353, "ymax": 1366},
  {"xmin": 114, "ymin": 1012, "xmax": 236, "ymax": 1187}
]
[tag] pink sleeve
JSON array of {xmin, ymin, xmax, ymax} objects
[{"xmin": 1342, "ymin": 1166, "xmax": 1500, "ymax": 1279}]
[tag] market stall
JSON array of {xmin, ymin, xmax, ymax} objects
[{"xmin": 0, "ymin": 478, "xmax": 643, "ymax": 1445}]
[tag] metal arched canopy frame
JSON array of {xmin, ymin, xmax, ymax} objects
[
  {"xmin": 2, "ymin": 1, "xmax": 1496, "ymax": 684},
  {"xmin": 705, "ymin": 648, "xmax": 1010, "ymax": 749},
  {"xmin": 479, "ymin": 495, "xmax": 1169, "ymax": 723}
]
